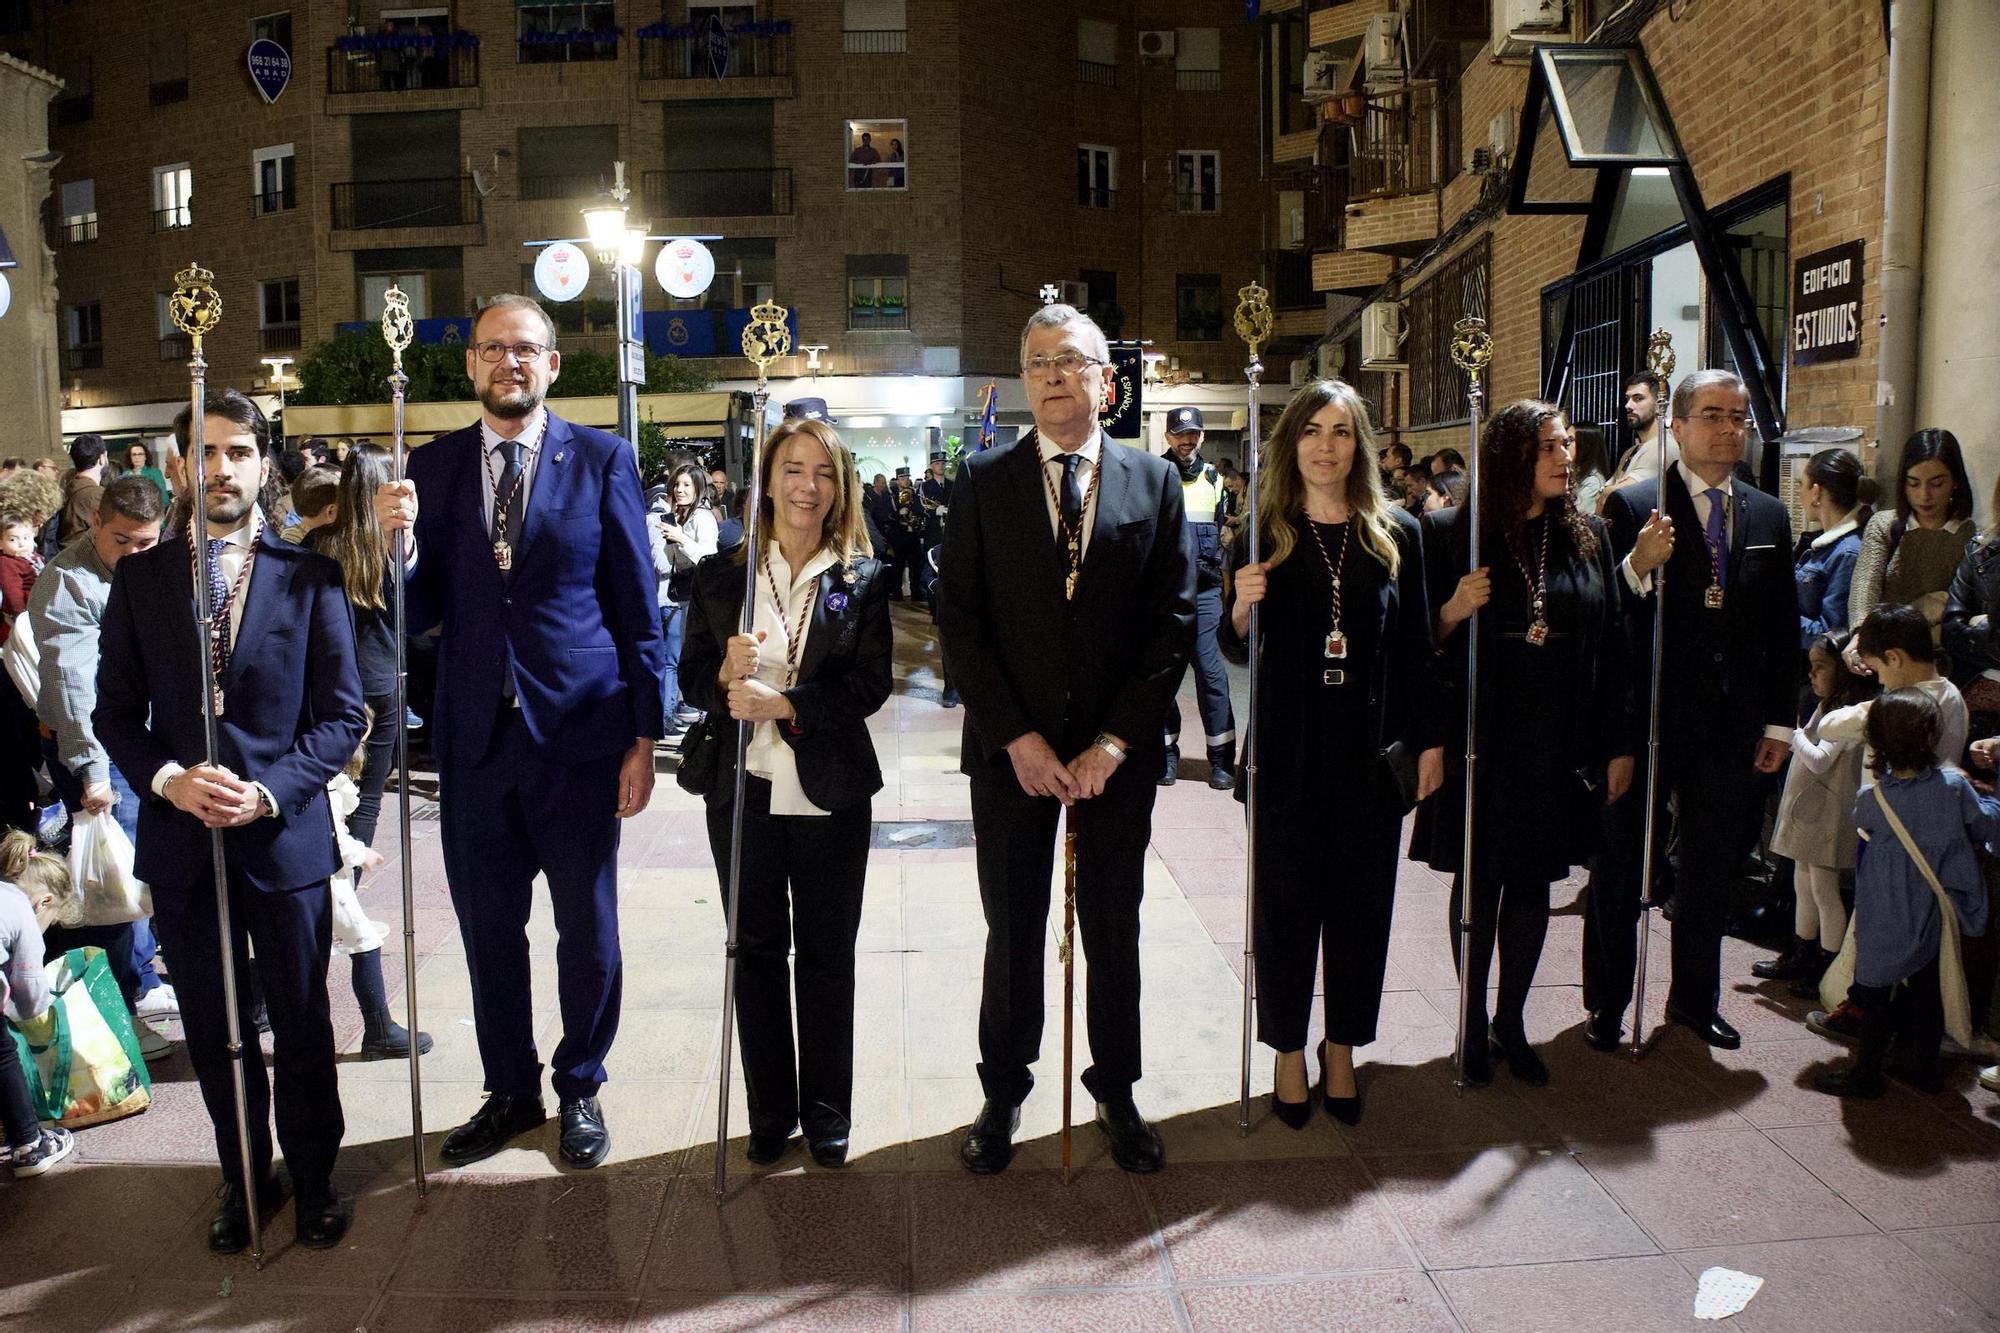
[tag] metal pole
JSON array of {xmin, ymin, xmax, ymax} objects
[
  {"xmin": 171, "ymin": 262, "xmax": 264, "ymax": 1266},
  {"xmin": 1630, "ymin": 329, "xmax": 1676, "ymax": 1059},
  {"xmin": 379, "ymin": 286, "xmax": 427, "ymax": 1196},
  {"xmin": 1231, "ymin": 285, "xmax": 1272, "ymax": 1135},
  {"xmin": 1060, "ymin": 808, "xmax": 1076, "ymax": 1184},
  {"xmin": 714, "ymin": 302, "xmax": 791, "ymax": 1198},
  {"xmin": 617, "ymin": 261, "xmax": 641, "ymax": 451},
  {"xmin": 1448, "ymin": 318, "xmax": 1494, "ymax": 1087}
]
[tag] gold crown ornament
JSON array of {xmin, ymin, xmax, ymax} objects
[
  {"xmin": 1646, "ymin": 327, "xmax": 1677, "ymax": 388},
  {"xmin": 169, "ymin": 263, "xmax": 223, "ymax": 340},
  {"xmin": 741, "ymin": 300, "xmax": 793, "ymax": 372},
  {"xmin": 1449, "ymin": 316, "xmax": 1494, "ymax": 376},
  {"xmin": 380, "ymin": 284, "xmax": 415, "ymax": 370},
  {"xmin": 1233, "ymin": 283, "xmax": 1273, "ymax": 363}
]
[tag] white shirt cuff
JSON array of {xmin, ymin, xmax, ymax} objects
[
  {"xmin": 252, "ymin": 783, "xmax": 280, "ymax": 819},
  {"xmin": 1762, "ymin": 725, "xmax": 1791, "ymax": 745},
  {"xmin": 150, "ymin": 762, "xmax": 185, "ymax": 799},
  {"xmin": 1620, "ymin": 554, "xmax": 1655, "ymax": 598}
]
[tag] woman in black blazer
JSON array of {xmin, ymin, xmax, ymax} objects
[
  {"xmin": 1410, "ymin": 400, "xmax": 1636, "ymax": 1087},
  {"xmin": 1222, "ymin": 378, "xmax": 1444, "ymax": 1128},
  {"xmin": 680, "ymin": 417, "xmax": 892, "ymax": 1169}
]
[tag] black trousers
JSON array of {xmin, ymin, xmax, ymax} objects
[
  {"xmin": 970, "ymin": 758, "xmax": 1154, "ymax": 1106},
  {"xmin": 0, "ymin": 1019, "xmax": 39, "ymax": 1149},
  {"xmin": 1448, "ymin": 873, "xmax": 1552, "ymax": 1053},
  {"xmin": 1584, "ymin": 728, "xmax": 1767, "ymax": 1020},
  {"xmin": 148, "ymin": 872, "xmax": 343, "ymax": 1194},
  {"xmin": 348, "ymin": 690, "xmax": 397, "ymax": 849},
  {"xmin": 1254, "ymin": 797, "xmax": 1401, "ymax": 1051},
  {"xmin": 704, "ymin": 777, "xmax": 870, "ymax": 1139},
  {"xmin": 1851, "ymin": 955, "xmax": 1944, "ymax": 1083}
]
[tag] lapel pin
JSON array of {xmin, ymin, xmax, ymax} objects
[{"xmin": 826, "ymin": 592, "xmax": 849, "ymax": 613}]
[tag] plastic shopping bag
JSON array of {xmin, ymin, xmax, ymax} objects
[
  {"xmin": 69, "ymin": 809, "xmax": 151, "ymax": 927},
  {"xmin": 6, "ymin": 946, "xmax": 151, "ymax": 1129}
]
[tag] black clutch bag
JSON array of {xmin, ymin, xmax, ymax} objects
[
  {"xmin": 1380, "ymin": 739, "xmax": 1421, "ymax": 815},
  {"xmin": 675, "ymin": 715, "xmax": 723, "ymax": 797}
]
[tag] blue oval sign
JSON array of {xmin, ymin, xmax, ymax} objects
[{"xmin": 247, "ymin": 38, "xmax": 291, "ymax": 104}]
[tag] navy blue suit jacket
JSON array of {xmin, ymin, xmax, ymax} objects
[
  {"xmin": 94, "ymin": 527, "xmax": 368, "ymax": 896},
  {"xmin": 404, "ymin": 413, "xmax": 667, "ymax": 770}
]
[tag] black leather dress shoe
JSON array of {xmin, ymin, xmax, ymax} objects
[
  {"xmin": 558, "ymin": 1096, "xmax": 610, "ymax": 1169},
  {"xmin": 746, "ymin": 1131, "xmax": 791, "ymax": 1165},
  {"xmin": 808, "ymin": 1134, "xmax": 850, "ymax": 1168},
  {"xmin": 1583, "ymin": 1010, "xmax": 1623, "ymax": 1052},
  {"xmin": 959, "ymin": 1099, "xmax": 1020, "ymax": 1175},
  {"xmin": 294, "ymin": 1184, "xmax": 352, "ymax": 1250},
  {"xmin": 208, "ymin": 1176, "xmax": 285, "ymax": 1254},
  {"xmin": 1667, "ymin": 1007, "xmax": 1742, "ymax": 1050},
  {"xmin": 439, "ymin": 1093, "xmax": 546, "ymax": 1167},
  {"xmin": 1094, "ymin": 1097, "xmax": 1164, "ymax": 1173}
]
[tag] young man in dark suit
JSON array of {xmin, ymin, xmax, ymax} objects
[
  {"xmin": 374, "ymin": 294, "xmax": 665, "ymax": 1170},
  {"xmin": 1591, "ymin": 368, "xmax": 1795, "ymax": 1052},
  {"xmin": 95, "ymin": 389, "xmax": 367, "ymax": 1252},
  {"xmin": 937, "ymin": 305, "xmax": 1195, "ymax": 1175}
]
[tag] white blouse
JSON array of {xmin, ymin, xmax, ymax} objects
[{"xmin": 745, "ymin": 543, "xmax": 839, "ymax": 816}]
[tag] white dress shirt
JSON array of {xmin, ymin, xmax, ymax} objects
[
  {"xmin": 1036, "ymin": 430, "xmax": 1104, "ymax": 561},
  {"xmin": 746, "ymin": 544, "xmax": 838, "ymax": 817},
  {"xmin": 480, "ymin": 407, "xmax": 549, "ymax": 527},
  {"xmin": 152, "ymin": 512, "xmax": 280, "ymax": 816}
]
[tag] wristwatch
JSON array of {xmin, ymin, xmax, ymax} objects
[{"xmin": 1092, "ymin": 733, "xmax": 1127, "ymax": 764}]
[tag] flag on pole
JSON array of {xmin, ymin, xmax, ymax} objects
[{"xmin": 977, "ymin": 382, "xmax": 998, "ymax": 449}]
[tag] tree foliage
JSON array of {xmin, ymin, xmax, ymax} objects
[{"xmin": 291, "ymin": 331, "xmax": 718, "ymax": 407}]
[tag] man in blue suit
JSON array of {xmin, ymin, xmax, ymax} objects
[
  {"xmin": 96, "ymin": 389, "xmax": 367, "ymax": 1252},
  {"xmin": 374, "ymin": 293, "xmax": 665, "ymax": 1169}
]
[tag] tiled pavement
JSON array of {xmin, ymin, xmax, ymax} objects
[{"xmin": 4, "ymin": 602, "xmax": 1998, "ymax": 1331}]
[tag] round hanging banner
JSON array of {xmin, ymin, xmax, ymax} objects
[
  {"xmin": 0, "ymin": 272, "xmax": 10, "ymax": 320},
  {"xmin": 247, "ymin": 39, "xmax": 292, "ymax": 104},
  {"xmin": 533, "ymin": 242, "xmax": 590, "ymax": 303},
  {"xmin": 654, "ymin": 238, "xmax": 716, "ymax": 300}
]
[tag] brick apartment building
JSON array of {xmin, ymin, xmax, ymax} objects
[
  {"xmin": 1253, "ymin": 0, "xmax": 1999, "ymax": 511},
  {"xmin": 3, "ymin": 0, "xmax": 1283, "ymax": 473}
]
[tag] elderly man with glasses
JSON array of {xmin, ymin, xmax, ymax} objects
[
  {"xmin": 372, "ymin": 293, "xmax": 666, "ymax": 1171},
  {"xmin": 936, "ymin": 304, "xmax": 1195, "ymax": 1175},
  {"xmin": 1586, "ymin": 368, "xmax": 1794, "ymax": 1055}
]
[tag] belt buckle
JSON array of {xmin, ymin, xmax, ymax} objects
[{"xmin": 1321, "ymin": 668, "xmax": 1346, "ymax": 686}]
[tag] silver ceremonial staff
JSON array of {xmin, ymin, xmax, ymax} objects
[
  {"xmin": 714, "ymin": 300, "xmax": 791, "ymax": 1198},
  {"xmin": 379, "ymin": 286, "xmax": 428, "ymax": 1195},
  {"xmin": 1630, "ymin": 328, "xmax": 1676, "ymax": 1059},
  {"xmin": 1232, "ymin": 283, "xmax": 1272, "ymax": 1135},
  {"xmin": 171, "ymin": 263, "xmax": 266, "ymax": 1266},
  {"xmin": 1448, "ymin": 317, "xmax": 1494, "ymax": 1088}
]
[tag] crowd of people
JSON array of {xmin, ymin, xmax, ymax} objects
[{"xmin": 3, "ymin": 293, "xmax": 1996, "ymax": 1256}]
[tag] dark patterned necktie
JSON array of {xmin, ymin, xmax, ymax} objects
[
  {"xmin": 1059, "ymin": 454, "xmax": 1084, "ymax": 535},
  {"xmin": 206, "ymin": 537, "xmax": 232, "ymax": 680},
  {"xmin": 492, "ymin": 437, "xmax": 525, "ymax": 544}
]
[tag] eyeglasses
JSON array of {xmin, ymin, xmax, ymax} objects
[
  {"xmin": 1021, "ymin": 352, "xmax": 1102, "ymax": 377},
  {"xmin": 473, "ymin": 340, "xmax": 549, "ymax": 364},
  {"xmin": 1690, "ymin": 408, "xmax": 1751, "ymax": 430}
]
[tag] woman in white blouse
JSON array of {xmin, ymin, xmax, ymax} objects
[{"xmin": 679, "ymin": 416, "xmax": 892, "ymax": 1169}]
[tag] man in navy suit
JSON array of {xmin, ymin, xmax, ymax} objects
[
  {"xmin": 96, "ymin": 389, "xmax": 367, "ymax": 1252},
  {"xmin": 1591, "ymin": 368, "xmax": 1795, "ymax": 1053},
  {"xmin": 938, "ymin": 304, "xmax": 1195, "ymax": 1175},
  {"xmin": 374, "ymin": 294, "xmax": 665, "ymax": 1170}
]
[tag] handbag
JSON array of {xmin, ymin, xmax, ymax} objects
[
  {"xmin": 6, "ymin": 946, "xmax": 151, "ymax": 1129},
  {"xmin": 1868, "ymin": 784, "xmax": 1976, "ymax": 1048},
  {"xmin": 674, "ymin": 714, "xmax": 723, "ymax": 797},
  {"xmin": 1380, "ymin": 739, "xmax": 1421, "ymax": 815}
]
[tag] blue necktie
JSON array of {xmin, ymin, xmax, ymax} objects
[
  {"xmin": 1058, "ymin": 454, "xmax": 1084, "ymax": 534},
  {"xmin": 1703, "ymin": 488, "xmax": 1729, "ymax": 587},
  {"xmin": 206, "ymin": 538, "xmax": 232, "ymax": 678}
]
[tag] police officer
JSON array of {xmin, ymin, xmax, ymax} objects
[
  {"xmin": 1159, "ymin": 408, "xmax": 1237, "ymax": 789},
  {"xmin": 916, "ymin": 451, "xmax": 952, "ymax": 601}
]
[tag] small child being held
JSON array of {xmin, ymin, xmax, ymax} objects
[
  {"xmin": 0, "ymin": 827, "xmax": 82, "ymax": 1175},
  {"xmin": 0, "ymin": 510, "xmax": 41, "ymax": 644},
  {"xmin": 1816, "ymin": 688, "xmax": 1996, "ymax": 1098}
]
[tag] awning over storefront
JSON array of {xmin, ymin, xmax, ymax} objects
[{"xmin": 281, "ymin": 390, "xmax": 743, "ymax": 440}]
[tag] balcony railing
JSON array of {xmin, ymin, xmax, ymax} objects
[
  {"xmin": 639, "ymin": 28, "xmax": 791, "ymax": 80},
  {"xmin": 1408, "ymin": 0, "xmax": 1489, "ymax": 74},
  {"xmin": 1348, "ymin": 82, "xmax": 1444, "ymax": 201},
  {"xmin": 1078, "ymin": 185, "xmax": 1116, "ymax": 210},
  {"xmin": 1076, "ymin": 58, "xmax": 1116, "ymax": 88},
  {"xmin": 157, "ymin": 334, "xmax": 189, "ymax": 361},
  {"xmin": 152, "ymin": 204, "xmax": 192, "ymax": 232},
  {"xmin": 253, "ymin": 188, "xmax": 297, "ymax": 216},
  {"xmin": 59, "ymin": 219, "xmax": 97, "ymax": 245},
  {"xmin": 849, "ymin": 304, "xmax": 910, "ymax": 332},
  {"xmin": 1176, "ymin": 189, "xmax": 1220, "ymax": 215},
  {"xmin": 519, "ymin": 172, "xmax": 612, "ymax": 202},
  {"xmin": 260, "ymin": 325, "xmax": 304, "ymax": 352},
  {"xmin": 63, "ymin": 347, "xmax": 103, "ymax": 372},
  {"xmin": 330, "ymin": 176, "xmax": 482, "ymax": 230},
  {"xmin": 1266, "ymin": 250, "xmax": 1315, "ymax": 310},
  {"xmin": 842, "ymin": 29, "xmax": 906, "ymax": 54},
  {"xmin": 327, "ymin": 38, "xmax": 479, "ymax": 94},
  {"xmin": 1175, "ymin": 69, "xmax": 1221, "ymax": 92},
  {"xmin": 641, "ymin": 167, "xmax": 792, "ymax": 217}
]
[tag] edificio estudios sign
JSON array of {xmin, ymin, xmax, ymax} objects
[{"xmin": 1791, "ymin": 240, "xmax": 1863, "ymax": 366}]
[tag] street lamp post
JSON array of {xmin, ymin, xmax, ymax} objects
[
  {"xmin": 583, "ymin": 163, "xmax": 648, "ymax": 450},
  {"xmin": 260, "ymin": 354, "xmax": 295, "ymax": 448}
]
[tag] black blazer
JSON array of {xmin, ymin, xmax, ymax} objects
[
  {"xmin": 936, "ymin": 432, "xmax": 1195, "ymax": 772},
  {"xmin": 1604, "ymin": 467, "xmax": 1795, "ymax": 753},
  {"xmin": 1218, "ymin": 505, "xmax": 1443, "ymax": 814},
  {"xmin": 94, "ymin": 527, "xmax": 367, "ymax": 896},
  {"xmin": 679, "ymin": 550, "xmax": 891, "ymax": 813},
  {"xmin": 1409, "ymin": 504, "xmax": 1636, "ymax": 872}
]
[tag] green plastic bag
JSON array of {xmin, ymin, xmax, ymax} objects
[{"xmin": 6, "ymin": 946, "xmax": 151, "ymax": 1128}]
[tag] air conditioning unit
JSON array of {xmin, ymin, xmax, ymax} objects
[
  {"xmin": 1316, "ymin": 342, "xmax": 1340, "ymax": 380},
  {"xmin": 1303, "ymin": 49, "xmax": 1342, "ymax": 102},
  {"xmin": 1493, "ymin": 0, "xmax": 1571, "ymax": 57},
  {"xmin": 1360, "ymin": 301, "xmax": 1408, "ymax": 369},
  {"xmin": 1361, "ymin": 13, "xmax": 1406, "ymax": 90},
  {"xmin": 1057, "ymin": 280, "xmax": 1090, "ymax": 308},
  {"xmin": 1139, "ymin": 29, "xmax": 1176, "ymax": 59}
]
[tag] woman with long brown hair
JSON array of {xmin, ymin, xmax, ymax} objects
[
  {"xmin": 1222, "ymin": 379, "xmax": 1443, "ymax": 1128},
  {"xmin": 679, "ymin": 417, "xmax": 891, "ymax": 1168},
  {"xmin": 1410, "ymin": 400, "xmax": 1636, "ymax": 1086}
]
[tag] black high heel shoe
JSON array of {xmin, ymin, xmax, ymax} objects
[
  {"xmin": 1318, "ymin": 1040, "xmax": 1362, "ymax": 1126},
  {"xmin": 1490, "ymin": 1031, "xmax": 1549, "ymax": 1087},
  {"xmin": 1272, "ymin": 1052, "xmax": 1311, "ymax": 1130}
]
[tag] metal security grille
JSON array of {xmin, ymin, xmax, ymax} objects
[
  {"xmin": 1561, "ymin": 265, "xmax": 1635, "ymax": 454},
  {"xmin": 1408, "ymin": 235, "xmax": 1489, "ymax": 429}
]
